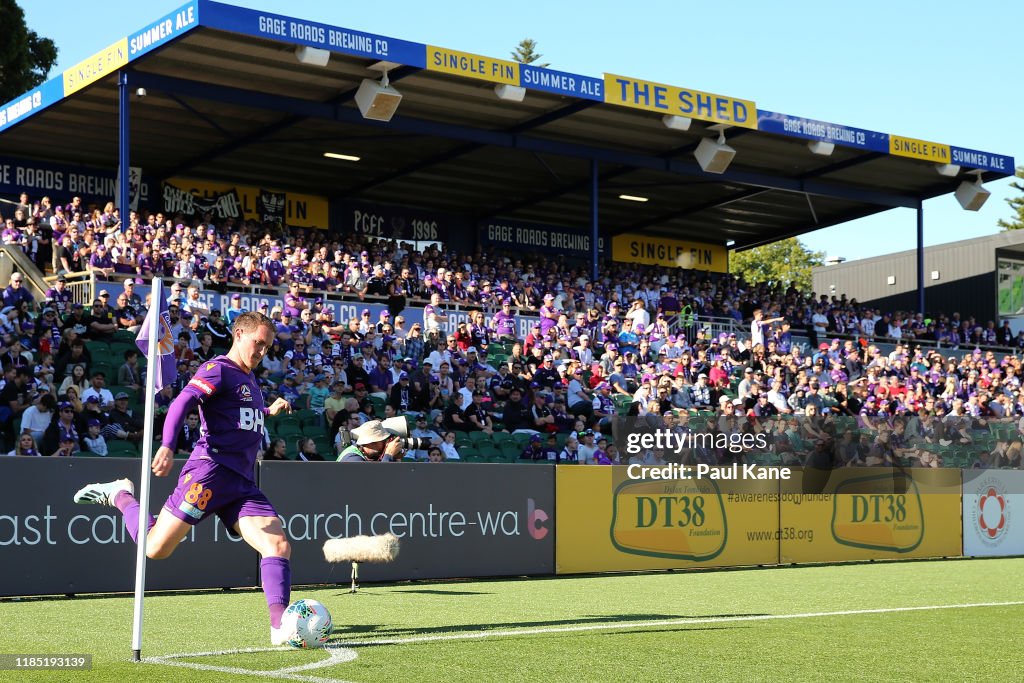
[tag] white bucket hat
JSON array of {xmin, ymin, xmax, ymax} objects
[{"xmin": 351, "ymin": 420, "xmax": 392, "ymax": 445}]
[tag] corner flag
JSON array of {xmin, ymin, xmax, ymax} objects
[
  {"xmin": 136, "ymin": 287, "xmax": 176, "ymax": 391},
  {"xmin": 130, "ymin": 278, "xmax": 172, "ymax": 661}
]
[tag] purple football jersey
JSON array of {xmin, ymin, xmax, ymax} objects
[{"xmin": 182, "ymin": 355, "xmax": 266, "ymax": 481}]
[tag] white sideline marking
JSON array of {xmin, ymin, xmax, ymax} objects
[
  {"xmin": 147, "ymin": 601, "xmax": 1024, "ymax": 681},
  {"xmin": 335, "ymin": 600, "xmax": 1024, "ymax": 647}
]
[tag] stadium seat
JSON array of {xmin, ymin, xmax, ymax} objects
[
  {"xmin": 302, "ymin": 423, "xmax": 327, "ymax": 438},
  {"xmin": 276, "ymin": 426, "xmax": 302, "ymax": 442},
  {"xmin": 91, "ymin": 362, "xmax": 114, "ymax": 379},
  {"xmin": 492, "ymin": 433, "xmax": 514, "ymax": 448},
  {"xmin": 106, "ymin": 441, "xmax": 139, "ymax": 458},
  {"xmin": 85, "ymin": 341, "xmax": 110, "ymax": 358},
  {"xmin": 468, "ymin": 431, "xmax": 492, "ymax": 444},
  {"xmin": 109, "ymin": 342, "xmax": 136, "ymax": 358},
  {"xmin": 511, "ymin": 433, "xmax": 532, "ymax": 447},
  {"xmin": 313, "ymin": 437, "xmax": 335, "ymax": 458},
  {"xmin": 293, "ymin": 409, "xmax": 320, "ymax": 427}
]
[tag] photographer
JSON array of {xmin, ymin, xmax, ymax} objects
[{"xmin": 336, "ymin": 418, "xmax": 408, "ymax": 462}]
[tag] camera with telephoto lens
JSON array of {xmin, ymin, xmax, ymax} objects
[{"xmin": 381, "ymin": 416, "xmax": 433, "ymax": 451}]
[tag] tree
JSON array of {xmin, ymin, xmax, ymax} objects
[
  {"xmin": 730, "ymin": 238, "xmax": 824, "ymax": 292},
  {"xmin": 997, "ymin": 166, "xmax": 1024, "ymax": 231},
  {"xmin": 510, "ymin": 39, "xmax": 549, "ymax": 68},
  {"xmin": 0, "ymin": 0, "xmax": 58, "ymax": 103}
]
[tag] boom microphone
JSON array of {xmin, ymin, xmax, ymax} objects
[
  {"xmin": 322, "ymin": 533, "xmax": 400, "ymax": 593},
  {"xmin": 323, "ymin": 533, "xmax": 400, "ymax": 564}
]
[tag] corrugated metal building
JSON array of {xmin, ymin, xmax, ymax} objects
[{"xmin": 811, "ymin": 231, "xmax": 1024, "ymax": 324}]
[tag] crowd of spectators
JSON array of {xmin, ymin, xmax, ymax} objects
[{"xmin": 1, "ymin": 192, "xmax": 1023, "ymax": 468}]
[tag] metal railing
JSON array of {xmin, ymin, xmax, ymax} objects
[
  {"xmin": 42, "ymin": 270, "xmax": 94, "ymax": 307},
  {"xmin": 0, "ymin": 245, "xmax": 50, "ymax": 303}
]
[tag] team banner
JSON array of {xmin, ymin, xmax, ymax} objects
[
  {"xmin": 123, "ymin": 283, "xmax": 543, "ymax": 341},
  {"xmin": 257, "ymin": 188, "xmax": 287, "ymax": 225},
  {"xmin": 556, "ymin": 466, "xmax": 779, "ymax": 574},
  {"xmin": 0, "ymin": 458, "xmax": 256, "ymax": 597},
  {"xmin": 163, "ymin": 177, "xmax": 328, "ymax": 229},
  {"xmin": 962, "ymin": 470, "xmax": 1024, "ymax": 557},
  {"xmin": 260, "ymin": 462, "xmax": 554, "ymax": 583},
  {"xmin": 778, "ymin": 468, "xmax": 961, "ymax": 564},
  {"xmin": 338, "ymin": 199, "xmax": 452, "ymax": 242},
  {"xmin": 162, "ymin": 181, "xmax": 242, "ymax": 220}
]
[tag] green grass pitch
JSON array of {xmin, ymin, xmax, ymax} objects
[{"xmin": 1, "ymin": 558, "xmax": 1021, "ymax": 682}]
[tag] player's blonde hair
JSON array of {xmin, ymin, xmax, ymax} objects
[{"xmin": 233, "ymin": 311, "xmax": 275, "ymax": 335}]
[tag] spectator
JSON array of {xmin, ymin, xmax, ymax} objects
[
  {"xmin": 296, "ymin": 437, "xmax": 325, "ymax": 462},
  {"xmin": 6, "ymin": 432, "xmax": 40, "ymax": 457},
  {"xmin": 85, "ymin": 295, "xmax": 117, "ymax": 341},
  {"xmin": 82, "ymin": 418, "xmax": 108, "ymax": 456},
  {"xmin": 439, "ymin": 430, "xmax": 461, "ymax": 460},
  {"xmin": 42, "ymin": 401, "xmax": 80, "ymax": 457},
  {"xmin": 81, "ymin": 371, "xmax": 114, "ymax": 411},
  {"xmin": 2, "ymin": 272, "xmax": 34, "ymax": 311},
  {"xmin": 408, "ymin": 414, "xmax": 442, "ymax": 461},
  {"xmin": 261, "ymin": 437, "xmax": 289, "ymax": 461},
  {"xmin": 443, "ymin": 393, "xmax": 468, "ymax": 432},
  {"xmin": 118, "ymin": 349, "xmax": 143, "ymax": 390},
  {"xmin": 20, "ymin": 393, "xmax": 57, "ymax": 443}
]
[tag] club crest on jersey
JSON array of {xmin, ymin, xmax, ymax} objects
[{"xmin": 237, "ymin": 384, "xmax": 253, "ymax": 402}]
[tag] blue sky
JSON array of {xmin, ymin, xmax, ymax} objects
[{"xmin": 19, "ymin": 0, "xmax": 1022, "ymax": 262}]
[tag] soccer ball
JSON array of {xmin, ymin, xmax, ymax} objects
[{"xmin": 282, "ymin": 599, "xmax": 333, "ymax": 649}]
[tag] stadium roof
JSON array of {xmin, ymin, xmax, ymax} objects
[{"xmin": 0, "ymin": 0, "xmax": 1015, "ymax": 250}]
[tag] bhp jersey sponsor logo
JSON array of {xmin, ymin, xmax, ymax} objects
[
  {"xmin": 610, "ymin": 479, "xmax": 726, "ymax": 561},
  {"xmin": 830, "ymin": 473, "xmax": 924, "ymax": 552}
]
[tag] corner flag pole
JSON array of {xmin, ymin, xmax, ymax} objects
[{"xmin": 132, "ymin": 277, "xmax": 163, "ymax": 662}]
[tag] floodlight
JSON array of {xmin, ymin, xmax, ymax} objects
[
  {"xmin": 955, "ymin": 173, "xmax": 990, "ymax": 211},
  {"xmin": 807, "ymin": 140, "xmax": 834, "ymax": 156},
  {"xmin": 355, "ymin": 71, "xmax": 403, "ymax": 123},
  {"xmin": 662, "ymin": 115, "xmax": 692, "ymax": 131},
  {"xmin": 296, "ymin": 46, "xmax": 330, "ymax": 68},
  {"xmin": 694, "ymin": 130, "xmax": 736, "ymax": 174},
  {"xmin": 935, "ymin": 163, "xmax": 961, "ymax": 177},
  {"xmin": 494, "ymin": 84, "xmax": 526, "ymax": 102}
]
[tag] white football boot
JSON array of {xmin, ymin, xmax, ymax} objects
[{"xmin": 73, "ymin": 478, "xmax": 134, "ymax": 506}]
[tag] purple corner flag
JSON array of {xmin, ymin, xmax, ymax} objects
[{"xmin": 136, "ymin": 292, "xmax": 176, "ymax": 391}]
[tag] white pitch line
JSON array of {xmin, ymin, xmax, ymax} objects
[
  {"xmin": 147, "ymin": 645, "xmax": 359, "ymax": 683},
  {"xmin": 146, "ymin": 601, "xmax": 1024, "ymax": 682},
  {"xmin": 332, "ymin": 600, "xmax": 1024, "ymax": 648}
]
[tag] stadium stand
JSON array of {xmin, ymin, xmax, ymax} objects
[{"xmin": 1, "ymin": 191, "xmax": 1023, "ymax": 470}]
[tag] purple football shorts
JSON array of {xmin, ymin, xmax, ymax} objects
[{"xmin": 164, "ymin": 457, "xmax": 277, "ymax": 530}]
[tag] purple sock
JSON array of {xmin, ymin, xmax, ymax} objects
[
  {"xmin": 115, "ymin": 491, "xmax": 154, "ymax": 545},
  {"xmin": 261, "ymin": 557, "xmax": 291, "ymax": 628}
]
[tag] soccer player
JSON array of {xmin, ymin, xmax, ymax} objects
[{"xmin": 72, "ymin": 312, "xmax": 296, "ymax": 645}]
